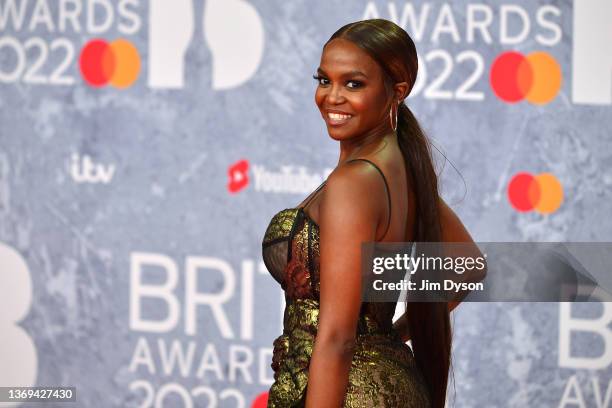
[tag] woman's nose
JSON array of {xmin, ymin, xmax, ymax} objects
[{"xmin": 326, "ymin": 85, "xmax": 345, "ymax": 104}]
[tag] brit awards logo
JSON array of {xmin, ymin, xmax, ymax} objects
[
  {"xmin": 0, "ymin": 0, "xmax": 264, "ymax": 90},
  {"xmin": 572, "ymin": 0, "xmax": 612, "ymax": 105},
  {"xmin": 147, "ymin": 0, "xmax": 264, "ymax": 90},
  {"xmin": 363, "ymin": 1, "xmax": 611, "ymax": 106},
  {"xmin": 0, "ymin": 243, "xmax": 37, "ymax": 401}
]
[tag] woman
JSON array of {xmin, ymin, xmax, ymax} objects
[{"xmin": 262, "ymin": 18, "xmax": 483, "ymax": 407}]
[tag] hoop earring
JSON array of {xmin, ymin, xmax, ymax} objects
[{"xmin": 389, "ymin": 101, "xmax": 398, "ymax": 132}]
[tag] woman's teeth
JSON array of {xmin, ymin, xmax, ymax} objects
[{"xmin": 328, "ymin": 112, "xmax": 353, "ymax": 122}]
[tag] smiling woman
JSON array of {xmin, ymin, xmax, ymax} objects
[
  {"xmin": 262, "ymin": 18, "xmax": 481, "ymax": 408},
  {"xmin": 311, "ymin": 38, "xmax": 401, "ymax": 148}
]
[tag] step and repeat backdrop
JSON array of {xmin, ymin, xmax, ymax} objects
[{"xmin": 1, "ymin": 0, "xmax": 611, "ymax": 407}]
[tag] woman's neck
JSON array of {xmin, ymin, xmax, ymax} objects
[{"xmin": 337, "ymin": 129, "xmax": 396, "ymax": 166}]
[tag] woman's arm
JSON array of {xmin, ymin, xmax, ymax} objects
[
  {"xmin": 439, "ymin": 197, "xmax": 487, "ymax": 303},
  {"xmin": 392, "ymin": 198, "xmax": 485, "ymax": 342},
  {"xmin": 393, "ymin": 301, "xmax": 460, "ymax": 342},
  {"xmin": 305, "ymin": 162, "xmax": 387, "ymax": 408},
  {"xmin": 392, "ymin": 312, "xmax": 411, "ymax": 342}
]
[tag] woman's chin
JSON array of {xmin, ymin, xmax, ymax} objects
[{"xmin": 325, "ymin": 124, "xmax": 357, "ymax": 141}]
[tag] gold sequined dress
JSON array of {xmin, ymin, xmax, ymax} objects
[{"xmin": 262, "ymin": 158, "xmax": 432, "ymax": 407}]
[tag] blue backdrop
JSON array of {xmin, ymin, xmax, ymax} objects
[{"xmin": 1, "ymin": 0, "xmax": 611, "ymax": 407}]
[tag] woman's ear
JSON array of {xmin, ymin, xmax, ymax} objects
[{"xmin": 394, "ymin": 81, "xmax": 409, "ymax": 101}]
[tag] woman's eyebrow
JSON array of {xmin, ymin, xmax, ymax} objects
[
  {"xmin": 346, "ymin": 70, "xmax": 368, "ymax": 78},
  {"xmin": 316, "ymin": 67, "xmax": 368, "ymax": 78}
]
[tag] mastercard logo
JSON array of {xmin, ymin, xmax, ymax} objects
[
  {"xmin": 490, "ymin": 51, "xmax": 562, "ymax": 104},
  {"xmin": 251, "ymin": 391, "xmax": 268, "ymax": 408},
  {"xmin": 507, "ymin": 172, "xmax": 563, "ymax": 214},
  {"xmin": 79, "ymin": 38, "xmax": 141, "ymax": 88}
]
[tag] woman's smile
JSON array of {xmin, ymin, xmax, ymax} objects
[{"xmin": 326, "ymin": 110, "xmax": 354, "ymax": 126}]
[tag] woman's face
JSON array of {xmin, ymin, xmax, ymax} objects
[{"xmin": 314, "ymin": 37, "xmax": 392, "ymax": 141}]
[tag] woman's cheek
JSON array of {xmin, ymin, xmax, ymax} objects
[
  {"xmin": 314, "ymin": 88, "xmax": 325, "ymax": 103},
  {"xmin": 350, "ymin": 93, "xmax": 372, "ymax": 112}
]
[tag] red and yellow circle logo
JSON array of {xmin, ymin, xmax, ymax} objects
[
  {"xmin": 251, "ymin": 391, "xmax": 268, "ymax": 407},
  {"xmin": 490, "ymin": 51, "xmax": 562, "ymax": 104},
  {"xmin": 79, "ymin": 38, "xmax": 140, "ymax": 88},
  {"xmin": 507, "ymin": 172, "xmax": 563, "ymax": 214}
]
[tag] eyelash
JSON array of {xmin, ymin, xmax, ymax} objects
[{"xmin": 312, "ymin": 74, "xmax": 363, "ymax": 89}]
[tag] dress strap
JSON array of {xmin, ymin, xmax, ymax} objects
[
  {"xmin": 345, "ymin": 158, "xmax": 392, "ymax": 241},
  {"xmin": 300, "ymin": 179, "xmax": 327, "ymax": 211}
]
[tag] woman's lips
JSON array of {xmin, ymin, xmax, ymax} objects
[{"xmin": 326, "ymin": 111, "xmax": 353, "ymax": 126}]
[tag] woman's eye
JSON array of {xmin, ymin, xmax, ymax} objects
[
  {"xmin": 347, "ymin": 80, "xmax": 363, "ymax": 89},
  {"xmin": 312, "ymin": 74, "xmax": 328, "ymax": 85}
]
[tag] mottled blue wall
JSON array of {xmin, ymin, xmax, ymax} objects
[{"xmin": 1, "ymin": 0, "xmax": 610, "ymax": 407}]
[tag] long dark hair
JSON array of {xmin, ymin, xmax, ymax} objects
[{"xmin": 325, "ymin": 19, "xmax": 453, "ymax": 408}]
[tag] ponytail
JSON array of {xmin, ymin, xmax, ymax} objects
[{"xmin": 397, "ymin": 102, "xmax": 453, "ymax": 408}]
